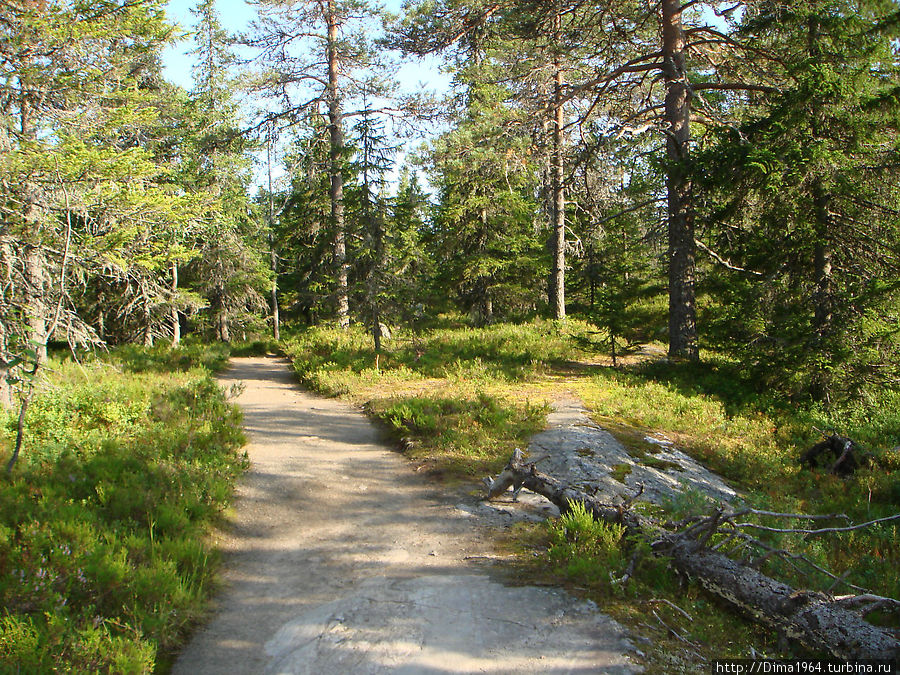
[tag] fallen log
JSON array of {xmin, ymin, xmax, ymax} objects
[{"xmin": 485, "ymin": 449, "xmax": 900, "ymax": 660}]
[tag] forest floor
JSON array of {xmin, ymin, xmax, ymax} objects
[{"xmin": 171, "ymin": 356, "xmax": 640, "ymax": 674}]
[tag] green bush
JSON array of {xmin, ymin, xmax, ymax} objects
[
  {"xmin": 368, "ymin": 392, "xmax": 547, "ymax": 477},
  {"xmin": 548, "ymin": 502, "xmax": 627, "ymax": 592},
  {"xmin": 0, "ymin": 356, "xmax": 247, "ymax": 672},
  {"xmin": 228, "ymin": 339, "xmax": 281, "ymax": 357},
  {"xmin": 109, "ymin": 342, "xmax": 231, "ymax": 374}
]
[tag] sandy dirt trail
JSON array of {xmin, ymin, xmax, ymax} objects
[{"xmin": 172, "ymin": 357, "xmax": 638, "ymax": 674}]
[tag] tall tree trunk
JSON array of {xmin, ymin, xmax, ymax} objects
[
  {"xmin": 141, "ymin": 281, "xmax": 153, "ymax": 347},
  {"xmin": 372, "ymin": 305, "xmax": 382, "ymax": 352},
  {"xmin": 267, "ymin": 123, "xmax": 280, "ymax": 341},
  {"xmin": 0, "ymin": 324, "xmax": 9, "ymax": 411},
  {"xmin": 21, "ymin": 97, "xmax": 47, "ymax": 363},
  {"xmin": 808, "ymin": 18, "xmax": 832, "ymax": 400},
  {"xmin": 327, "ymin": 1, "xmax": 350, "ymax": 329},
  {"xmin": 549, "ymin": 12, "xmax": 566, "ymax": 320},
  {"xmin": 170, "ymin": 261, "xmax": 181, "ymax": 347},
  {"xmin": 482, "ymin": 290, "xmax": 493, "ymax": 325},
  {"xmin": 212, "ymin": 283, "xmax": 230, "ymax": 342},
  {"xmin": 369, "ymin": 197, "xmax": 384, "ymax": 352},
  {"xmin": 96, "ymin": 291, "xmax": 106, "ymax": 342},
  {"xmin": 0, "ymin": 120, "xmax": 12, "ymax": 408},
  {"xmin": 808, "ymin": 19, "xmax": 831, "ymax": 337},
  {"xmin": 587, "ymin": 236, "xmax": 596, "ymax": 311},
  {"xmin": 270, "ymin": 249, "xmax": 280, "ymax": 341},
  {"xmin": 218, "ymin": 308, "xmax": 231, "ymax": 343},
  {"xmin": 0, "ymin": 236, "xmax": 12, "ymax": 410},
  {"xmin": 23, "ymin": 245, "xmax": 47, "ymax": 362},
  {"xmin": 813, "ymin": 181, "xmax": 833, "ymax": 336},
  {"xmin": 471, "ymin": 207, "xmax": 493, "ymax": 326},
  {"xmin": 662, "ymin": 0, "xmax": 698, "ymax": 360}
]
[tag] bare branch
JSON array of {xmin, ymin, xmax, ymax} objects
[
  {"xmin": 695, "ymin": 238, "xmax": 764, "ymax": 275},
  {"xmin": 732, "ymin": 512, "xmax": 900, "ymax": 535},
  {"xmin": 692, "ymin": 82, "xmax": 778, "ymax": 94}
]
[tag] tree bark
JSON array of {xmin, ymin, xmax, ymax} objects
[
  {"xmin": 140, "ymin": 280, "xmax": 153, "ymax": 347},
  {"xmin": 270, "ymin": 248, "xmax": 280, "ymax": 341},
  {"xmin": 549, "ymin": 12, "xmax": 566, "ymax": 321},
  {"xmin": 218, "ymin": 309, "xmax": 230, "ymax": 343},
  {"xmin": 661, "ymin": 0, "xmax": 698, "ymax": 360},
  {"xmin": 485, "ymin": 451, "xmax": 900, "ymax": 660},
  {"xmin": 813, "ymin": 181, "xmax": 833, "ymax": 337},
  {"xmin": 96, "ymin": 291, "xmax": 106, "ymax": 342},
  {"xmin": 808, "ymin": 18, "xmax": 833, "ymax": 400},
  {"xmin": 267, "ymin": 122, "xmax": 280, "ymax": 342},
  {"xmin": 371, "ymin": 207, "xmax": 384, "ymax": 352},
  {"xmin": 0, "ymin": 326, "xmax": 10, "ymax": 410},
  {"xmin": 212, "ymin": 284, "xmax": 230, "ymax": 342},
  {"xmin": 24, "ymin": 245, "xmax": 47, "ymax": 362},
  {"xmin": 0, "ymin": 236, "xmax": 13, "ymax": 409},
  {"xmin": 170, "ymin": 261, "xmax": 181, "ymax": 347},
  {"xmin": 327, "ymin": 0, "xmax": 350, "ymax": 329},
  {"xmin": 20, "ymin": 91, "xmax": 47, "ymax": 363}
]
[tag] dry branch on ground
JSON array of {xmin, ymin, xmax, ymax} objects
[{"xmin": 485, "ymin": 449, "xmax": 900, "ymax": 660}]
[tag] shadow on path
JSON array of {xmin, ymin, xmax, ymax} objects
[{"xmin": 172, "ymin": 357, "xmax": 639, "ymax": 675}]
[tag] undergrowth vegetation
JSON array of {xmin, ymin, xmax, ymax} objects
[
  {"xmin": 366, "ymin": 393, "xmax": 546, "ymax": 478},
  {"xmin": 281, "ymin": 319, "xmax": 593, "ymax": 477},
  {"xmin": 575, "ymin": 360, "xmax": 900, "ymax": 604},
  {"xmin": 0, "ymin": 345, "xmax": 247, "ymax": 673},
  {"xmin": 284, "ymin": 318, "xmax": 900, "ymax": 667}
]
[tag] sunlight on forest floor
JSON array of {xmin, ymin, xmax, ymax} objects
[{"xmin": 281, "ymin": 320, "xmax": 900, "ymax": 672}]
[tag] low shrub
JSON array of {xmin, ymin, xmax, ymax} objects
[
  {"xmin": 548, "ymin": 502, "xmax": 627, "ymax": 592},
  {"xmin": 108, "ymin": 342, "xmax": 231, "ymax": 374},
  {"xmin": 0, "ymin": 358, "xmax": 247, "ymax": 672},
  {"xmin": 367, "ymin": 392, "xmax": 547, "ymax": 478}
]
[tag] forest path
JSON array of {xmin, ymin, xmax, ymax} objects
[{"xmin": 172, "ymin": 356, "xmax": 638, "ymax": 675}]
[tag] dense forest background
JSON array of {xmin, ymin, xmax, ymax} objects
[{"xmin": 2, "ymin": 0, "xmax": 900, "ymax": 408}]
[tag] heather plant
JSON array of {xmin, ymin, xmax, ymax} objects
[{"xmin": 0, "ymin": 353, "xmax": 246, "ymax": 672}]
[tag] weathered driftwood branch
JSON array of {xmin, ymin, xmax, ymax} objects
[{"xmin": 484, "ymin": 449, "xmax": 900, "ymax": 660}]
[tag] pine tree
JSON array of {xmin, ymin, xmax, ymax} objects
[
  {"xmin": 426, "ymin": 82, "xmax": 543, "ymax": 323},
  {"xmin": 348, "ymin": 103, "xmax": 395, "ymax": 349},
  {"xmin": 183, "ymin": 0, "xmax": 268, "ymax": 343},
  {"xmin": 275, "ymin": 116, "xmax": 335, "ymax": 324},
  {"xmin": 243, "ymin": 0, "xmax": 392, "ymax": 328},
  {"xmin": 0, "ymin": 0, "xmax": 175, "ymax": 395},
  {"xmin": 389, "ymin": 165, "xmax": 432, "ymax": 326}
]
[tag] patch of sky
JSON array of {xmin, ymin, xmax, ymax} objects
[{"xmin": 162, "ymin": 0, "xmax": 449, "ymax": 190}]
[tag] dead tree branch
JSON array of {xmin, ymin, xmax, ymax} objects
[{"xmin": 484, "ymin": 450, "xmax": 900, "ymax": 660}]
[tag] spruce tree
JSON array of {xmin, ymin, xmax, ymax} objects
[
  {"xmin": 0, "ymin": 0, "xmax": 175, "ymax": 380},
  {"xmin": 184, "ymin": 0, "xmax": 268, "ymax": 343},
  {"xmin": 697, "ymin": 0, "xmax": 900, "ymax": 401},
  {"xmin": 426, "ymin": 82, "xmax": 543, "ymax": 323}
]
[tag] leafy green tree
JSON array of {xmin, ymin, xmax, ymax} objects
[
  {"xmin": 0, "ymin": 0, "xmax": 175, "ymax": 366},
  {"xmin": 393, "ymin": 0, "xmax": 588, "ymax": 321},
  {"xmin": 274, "ymin": 117, "xmax": 336, "ymax": 325},
  {"xmin": 182, "ymin": 0, "xmax": 269, "ymax": 343},
  {"xmin": 0, "ymin": 0, "xmax": 178, "ymax": 478},
  {"xmin": 388, "ymin": 165, "xmax": 432, "ymax": 325},
  {"xmin": 348, "ymin": 104, "xmax": 395, "ymax": 349},
  {"xmin": 243, "ymin": 0, "xmax": 393, "ymax": 328}
]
